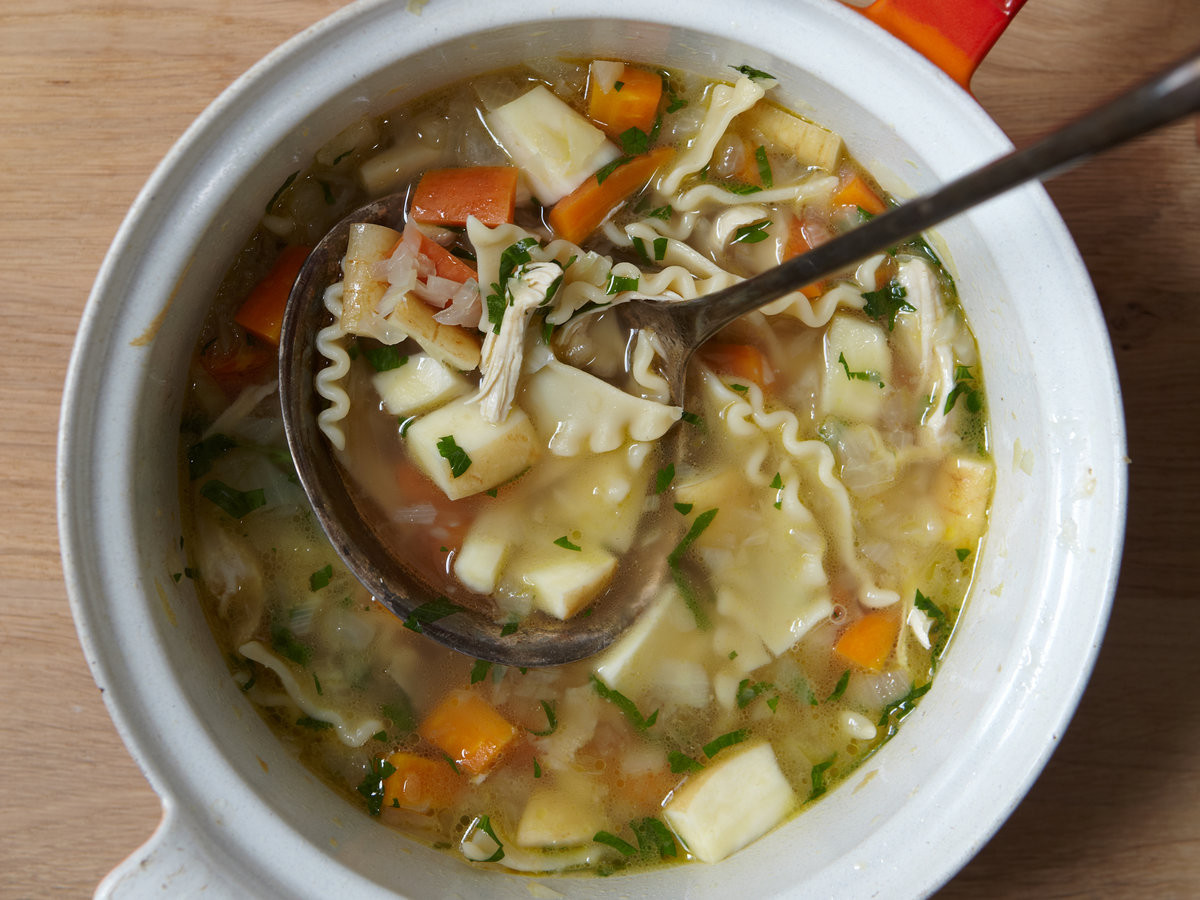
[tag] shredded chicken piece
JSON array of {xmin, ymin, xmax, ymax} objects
[{"xmin": 476, "ymin": 261, "xmax": 561, "ymax": 423}]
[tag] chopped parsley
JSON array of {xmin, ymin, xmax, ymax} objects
[
  {"xmin": 655, "ymin": 463, "xmax": 675, "ymax": 493},
  {"xmin": 668, "ymin": 750, "xmax": 704, "ymax": 773},
  {"xmin": 630, "ymin": 817, "xmax": 678, "ymax": 859},
  {"xmin": 356, "ymin": 756, "xmax": 397, "ymax": 816},
  {"xmin": 668, "ymin": 507, "xmax": 718, "ymax": 567},
  {"xmin": 702, "ymin": 728, "xmax": 749, "ymax": 759},
  {"xmin": 666, "ymin": 94, "xmax": 687, "ymax": 113},
  {"xmin": 619, "ymin": 126, "xmax": 650, "ymax": 156},
  {"xmin": 837, "ymin": 352, "xmax": 884, "ymax": 388},
  {"xmin": 755, "ymin": 145, "xmax": 773, "ymax": 188},
  {"xmin": 371, "ymin": 730, "xmax": 388, "ymax": 742},
  {"xmin": 265, "ymin": 170, "xmax": 298, "ymax": 212},
  {"xmin": 673, "ymin": 502, "xmax": 693, "ymax": 515},
  {"xmin": 809, "ymin": 755, "xmax": 836, "ymax": 800},
  {"xmin": 436, "ymin": 435, "xmax": 471, "ymax": 477},
  {"xmin": 730, "ymin": 383, "xmax": 749, "ymax": 393},
  {"xmin": 736, "ymin": 679, "xmax": 774, "ymax": 709},
  {"xmin": 468, "ymin": 815, "xmax": 505, "ymax": 862},
  {"xmin": 402, "ymin": 597, "xmax": 465, "ymax": 634},
  {"xmin": 646, "ymin": 204, "xmax": 673, "ymax": 220},
  {"xmin": 877, "ymin": 682, "xmax": 932, "ymax": 729},
  {"xmin": 553, "ymin": 535, "xmax": 582, "ymax": 551},
  {"xmin": 499, "ymin": 621, "xmax": 519, "ymax": 637},
  {"xmin": 825, "ymin": 669, "xmax": 851, "ymax": 702},
  {"xmin": 593, "ymin": 830, "xmax": 637, "ymax": 856},
  {"xmin": 605, "ymin": 272, "xmax": 639, "ymax": 294},
  {"xmin": 309, "ymin": 564, "xmax": 333, "ymax": 591},
  {"xmin": 595, "ymin": 156, "xmax": 635, "ymax": 185},
  {"xmin": 296, "ymin": 715, "xmax": 332, "ymax": 731},
  {"xmin": 187, "ymin": 433, "xmax": 235, "ymax": 479},
  {"xmin": 313, "ymin": 672, "xmax": 323, "ymax": 695},
  {"xmin": 201, "ymin": 479, "xmax": 266, "ymax": 519},
  {"xmin": 469, "ymin": 659, "xmax": 492, "ymax": 684},
  {"xmin": 363, "ymin": 344, "xmax": 407, "ymax": 372},
  {"xmin": 944, "ymin": 364, "xmax": 984, "ymax": 414},
  {"xmin": 533, "ymin": 758, "xmax": 542, "ymax": 778},
  {"xmin": 269, "ymin": 622, "xmax": 310, "ymax": 666},
  {"xmin": 591, "ymin": 675, "xmax": 658, "ymax": 730},
  {"xmin": 861, "ymin": 279, "xmax": 914, "ymax": 331},
  {"xmin": 529, "ymin": 699, "xmax": 558, "ymax": 736},
  {"xmin": 732, "ymin": 219, "xmax": 771, "ymax": 244},
  {"xmin": 770, "ymin": 471, "xmax": 784, "ymax": 489},
  {"xmin": 653, "ymin": 236, "xmax": 668, "ymax": 261},
  {"xmin": 731, "ymin": 63, "xmax": 776, "ymax": 81},
  {"xmin": 956, "ymin": 547, "xmax": 972, "ymax": 562},
  {"xmin": 680, "ymin": 410, "xmax": 703, "ymax": 427},
  {"xmin": 913, "ymin": 589, "xmax": 945, "ymax": 623},
  {"xmin": 724, "ymin": 182, "xmax": 762, "ymax": 195},
  {"xmin": 485, "ymin": 236, "xmax": 539, "ymax": 332},
  {"xmin": 381, "ymin": 693, "xmax": 416, "ymax": 733}
]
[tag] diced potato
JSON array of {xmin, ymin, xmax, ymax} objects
[
  {"xmin": 934, "ymin": 455, "xmax": 994, "ymax": 541},
  {"xmin": 523, "ymin": 548, "xmax": 618, "ymax": 619},
  {"xmin": 373, "ymin": 353, "xmax": 471, "ymax": 418},
  {"xmin": 487, "ymin": 85, "xmax": 620, "ymax": 204},
  {"xmin": 405, "ymin": 397, "xmax": 540, "ymax": 500},
  {"xmin": 385, "ymin": 292, "xmax": 481, "ymax": 372},
  {"xmin": 453, "ymin": 529, "xmax": 510, "ymax": 594},
  {"xmin": 821, "ymin": 314, "xmax": 891, "ymax": 422},
  {"xmin": 744, "ymin": 103, "xmax": 844, "ymax": 172},
  {"xmin": 663, "ymin": 742, "xmax": 796, "ymax": 863},
  {"xmin": 515, "ymin": 787, "xmax": 606, "ymax": 848}
]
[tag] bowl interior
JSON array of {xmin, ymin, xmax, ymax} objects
[{"xmin": 61, "ymin": 2, "xmax": 1125, "ymax": 898}]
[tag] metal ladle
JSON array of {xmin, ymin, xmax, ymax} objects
[{"xmin": 280, "ymin": 48, "xmax": 1199, "ymax": 667}]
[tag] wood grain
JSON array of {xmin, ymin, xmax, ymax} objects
[{"xmin": 1, "ymin": 1, "xmax": 1196, "ymax": 897}]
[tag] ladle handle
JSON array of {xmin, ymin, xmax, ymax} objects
[{"xmin": 677, "ymin": 46, "xmax": 1200, "ymax": 347}]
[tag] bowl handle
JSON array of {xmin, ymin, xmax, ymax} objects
[
  {"xmin": 852, "ymin": 0, "xmax": 1028, "ymax": 88},
  {"xmin": 95, "ymin": 804, "xmax": 245, "ymax": 900}
]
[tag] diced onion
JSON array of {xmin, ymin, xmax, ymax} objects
[
  {"xmin": 590, "ymin": 59, "xmax": 624, "ymax": 94},
  {"xmin": 433, "ymin": 280, "xmax": 482, "ymax": 326}
]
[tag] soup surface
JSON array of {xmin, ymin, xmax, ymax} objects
[{"xmin": 181, "ymin": 58, "xmax": 992, "ymax": 874}]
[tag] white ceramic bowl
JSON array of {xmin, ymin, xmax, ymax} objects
[{"xmin": 59, "ymin": 0, "xmax": 1126, "ymax": 897}]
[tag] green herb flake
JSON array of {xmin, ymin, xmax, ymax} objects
[
  {"xmin": 732, "ymin": 219, "xmax": 771, "ymax": 244},
  {"xmin": 172, "ymin": 572, "xmax": 183, "ymax": 583},
  {"xmin": 201, "ymin": 479, "xmax": 266, "ymax": 519},
  {"xmin": 632, "ymin": 235, "xmax": 650, "ymax": 263},
  {"xmin": 619, "ymin": 126, "xmax": 650, "ymax": 156},
  {"xmin": 809, "ymin": 755, "xmax": 836, "ymax": 800},
  {"xmin": 914, "ymin": 589, "xmax": 946, "ymax": 622},
  {"xmin": 767, "ymin": 696, "xmax": 779, "ymax": 712},
  {"xmin": 655, "ymin": 463, "xmax": 675, "ymax": 494},
  {"xmin": 653, "ymin": 236, "xmax": 668, "ymax": 261},
  {"xmin": 296, "ymin": 715, "xmax": 333, "ymax": 731},
  {"xmin": 956, "ymin": 547, "xmax": 971, "ymax": 561},
  {"xmin": 613, "ymin": 80, "xmax": 625, "ymax": 91},
  {"xmin": 647, "ymin": 204, "xmax": 673, "ymax": 220},
  {"xmin": 270, "ymin": 622, "xmax": 310, "ymax": 666},
  {"xmin": 320, "ymin": 180, "xmax": 335, "ymax": 205},
  {"xmin": 668, "ymin": 750, "xmax": 705, "ymax": 773},
  {"xmin": 363, "ymin": 344, "xmax": 408, "ymax": 372},
  {"xmin": 724, "ymin": 182, "xmax": 762, "ymax": 195},
  {"xmin": 309, "ymin": 564, "xmax": 333, "ymax": 591},
  {"xmin": 754, "ymin": 145, "xmax": 773, "ymax": 188},
  {"xmin": 861, "ymin": 280, "xmax": 914, "ymax": 331},
  {"xmin": 736, "ymin": 679, "xmax": 775, "ymax": 709},
  {"xmin": 731, "ymin": 63, "xmax": 776, "ymax": 81},
  {"xmin": 372, "ymin": 730, "xmax": 388, "ymax": 742},
  {"xmin": 837, "ymin": 352, "xmax": 885, "ymax": 388},
  {"xmin": 825, "ymin": 669, "xmax": 851, "ymax": 703},
  {"xmin": 630, "ymin": 817, "xmax": 678, "ymax": 859},
  {"xmin": 878, "ymin": 682, "xmax": 933, "ymax": 729},
  {"xmin": 553, "ymin": 535, "xmax": 582, "ymax": 551},
  {"xmin": 944, "ymin": 364, "xmax": 984, "ymax": 415},
  {"xmin": 702, "ymin": 728, "xmax": 749, "ymax": 759},
  {"xmin": 331, "ymin": 148, "xmax": 354, "ymax": 165},
  {"xmin": 728, "ymin": 650, "xmax": 738, "ymax": 660},
  {"xmin": 470, "ymin": 815, "xmax": 505, "ymax": 863},
  {"xmin": 770, "ymin": 472, "xmax": 784, "ymax": 489},
  {"xmin": 529, "ymin": 699, "xmax": 558, "ymax": 736},
  {"xmin": 594, "ymin": 830, "xmax": 637, "ymax": 856},
  {"xmin": 673, "ymin": 502, "xmax": 694, "ymax": 515},
  {"xmin": 356, "ymin": 757, "xmax": 397, "ymax": 816},
  {"xmin": 680, "ymin": 410, "xmax": 703, "ymax": 427},
  {"xmin": 666, "ymin": 94, "xmax": 687, "ymax": 113},
  {"xmin": 265, "ymin": 170, "xmax": 299, "ymax": 212},
  {"xmin": 595, "ymin": 156, "xmax": 634, "ymax": 185},
  {"xmin": 605, "ymin": 272, "xmax": 639, "ymax": 295},
  {"xmin": 671, "ymin": 567, "xmax": 712, "ymax": 631},
  {"xmin": 436, "ymin": 435, "xmax": 472, "ymax": 478},
  {"xmin": 533, "ymin": 758, "xmax": 542, "ymax": 778},
  {"xmin": 382, "ymin": 695, "xmax": 416, "ymax": 733},
  {"xmin": 500, "ymin": 620, "xmax": 519, "ymax": 637},
  {"xmin": 313, "ymin": 672, "xmax": 323, "ymax": 696},
  {"xmin": 187, "ymin": 433, "xmax": 236, "ymax": 480},
  {"xmin": 668, "ymin": 507, "xmax": 718, "ymax": 567},
  {"xmin": 591, "ymin": 675, "xmax": 658, "ymax": 730},
  {"xmin": 402, "ymin": 597, "xmax": 465, "ymax": 634},
  {"xmin": 470, "ymin": 658, "xmax": 492, "ymax": 684}
]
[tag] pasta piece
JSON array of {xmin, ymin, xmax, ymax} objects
[{"xmin": 659, "ymin": 75, "xmax": 766, "ymax": 196}]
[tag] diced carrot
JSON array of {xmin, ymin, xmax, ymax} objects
[
  {"xmin": 419, "ymin": 234, "xmax": 477, "ymax": 284},
  {"xmin": 199, "ymin": 338, "xmax": 274, "ymax": 395},
  {"xmin": 782, "ymin": 215, "xmax": 824, "ymax": 300},
  {"xmin": 419, "ymin": 690, "xmax": 517, "ymax": 776},
  {"xmin": 831, "ymin": 173, "xmax": 887, "ymax": 217},
  {"xmin": 410, "ymin": 167, "xmax": 518, "ymax": 227},
  {"xmin": 381, "ymin": 751, "xmax": 461, "ymax": 813},
  {"xmin": 588, "ymin": 63, "xmax": 663, "ymax": 139},
  {"xmin": 548, "ymin": 146, "xmax": 674, "ymax": 245},
  {"xmin": 698, "ymin": 342, "xmax": 772, "ymax": 386},
  {"xmin": 834, "ymin": 611, "xmax": 901, "ymax": 671},
  {"xmin": 234, "ymin": 244, "xmax": 310, "ymax": 346}
]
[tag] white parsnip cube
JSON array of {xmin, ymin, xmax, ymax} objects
[
  {"xmin": 592, "ymin": 589, "xmax": 675, "ymax": 691},
  {"xmin": 372, "ymin": 353, "xmax": 471, "ymax": 418},
  {"xmin": 487, "ymin": 86, "xmax": 620, "ymax": 204},
  {"xmin": 821, "ymin": 314, "xmax": 891, "ymax": 422},
  {"xmin": 523, "ymin": 548, "xmax": 618, "ymax": 620},
  {"xmin": 515, "ymin": 788, "xmax": 606, "ymax": 848},
  {"xmin": 663, "ymin": 742, "xmax": 796, "ymax": 863},
  {"xmin": 405, "ymin": 397, "xmax": 539, "ymax": 500}
]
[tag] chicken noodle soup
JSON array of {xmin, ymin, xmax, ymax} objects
[{"xmin": 182, "ymin": 58, "xmax": 992, "ymax": 874}]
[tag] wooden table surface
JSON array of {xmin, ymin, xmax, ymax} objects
[{"xmin": 2, "ymin": 1, "xmax": 1197, "ymax": 897}]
